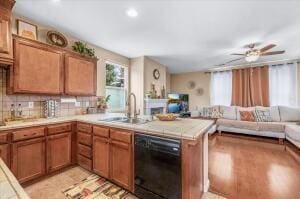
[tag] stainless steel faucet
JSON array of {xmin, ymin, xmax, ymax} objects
[{"xmin": 126, "ymin": 92, "xmax": 140, "ymax": 119}]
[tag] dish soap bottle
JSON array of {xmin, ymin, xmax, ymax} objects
[
  {"xmin": 17, "ymin": 104, "xmax": 22, "ymax": 117},
  {"xmin": 10, "ymin": 104, "xmax": 15, "ymax": 120}
]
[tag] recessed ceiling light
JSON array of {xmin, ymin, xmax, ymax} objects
[{"xmin": 127, "ymin": 8, "xmax": 138, "ymax": 18}]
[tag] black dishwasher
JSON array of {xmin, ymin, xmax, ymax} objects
[{"xmin": 135, "ymin": 133, "xmax": 181, "ymax": 199}]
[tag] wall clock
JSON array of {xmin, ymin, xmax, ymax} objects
[{"xmin": 153, "ymin": 69, "xmax": 160, "ymax": 80}]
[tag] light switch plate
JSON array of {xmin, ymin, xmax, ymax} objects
[
  {"xmin": 75, "ymin": 101, "xmax": 81, "ymax": 107},
  {"xmin": 28, "ymin": 102, "xmax": 34, "ymax": 109},
  {"xmin": 85, "ymin": 101, "xmax": 89, "ymax": 107}
]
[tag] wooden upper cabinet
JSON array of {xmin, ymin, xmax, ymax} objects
[
  {"xmin": 12, "ymin": 36, "xmax": 64, "ymax": 94},
  {"xmin": 0, "ymin": 0, "xmax": 15, "ymax": 65},
  {"xmin": 65, "ymin": 53, "xmax": 97, "ymax": 96}
]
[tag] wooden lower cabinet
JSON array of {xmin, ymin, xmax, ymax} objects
[
  {"xmin": 110, "ymin": 139, "xmax": 133, "ymax": 190},
  {"xmin": 47, "ymin": 132, "xmax": 72, "ymax": 173},
  {"xmin": 182, "ymin": 136, "xmax": 204, "ymax": 199},
  {"xmin": 93, "ymin": 136, "xmax": 109, "ymax": 178},
  {"xmin": 92, "ymin": 127, "xmax": 133, "ymax": 191},
  {"xmin": 110, "ymin": 129, "xmax": 133, "ymax": 191},
  {"xmin": 12, "ymin": 137, "xmax": 46, "ymax": 184},
  {"xmin": 0, "ymin": 144, "xmax": 10, "ymax": 167}
]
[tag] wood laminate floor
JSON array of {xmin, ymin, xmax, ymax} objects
[{"xmin": 209, "ymin": 134, "xmax": 300, "ymax": 199}]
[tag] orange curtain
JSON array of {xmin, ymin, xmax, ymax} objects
[{"xmin": 231, "ymin": 66, "xmax": 269, "ymax": 107}]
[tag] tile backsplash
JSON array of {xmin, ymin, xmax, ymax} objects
[{"xmin": 0, "ymin": 68, "xmax": 98, "ymax": 121}]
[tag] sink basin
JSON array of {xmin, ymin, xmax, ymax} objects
[{"xmin": 99, "ymin": 117, "xmax": 148, "ymax": 124}]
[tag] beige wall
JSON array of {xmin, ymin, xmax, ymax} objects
[
  {"xmin": 144, "ymin": 56, "xmax": 167, "ymax": 97},
  {"xmin": 170, "ymin": 72, "xmax": 211, "ymax": 110},
  {"xmin": 166, "ymin": 72, "xmax": 171, "ymax": 93},
  {"xmin": 129, "ymin": 56, "xmax": 167, "ymax": 114},
  {"xmin": 12, "ymin": 14, "xmax": 130, "ymax": 97},
  {"xmin": 298, "ymin": 63, "xmax": 300, "ymax": 106},
  {"xmin": 129, "ymin": 57, "xmax": 145, "ymax": 114}
]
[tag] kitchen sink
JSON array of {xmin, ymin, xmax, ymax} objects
[{"xmin": 99, "ymin": 117, "xmax": 148, "ymax": 124}]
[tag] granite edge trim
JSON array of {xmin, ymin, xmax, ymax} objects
[
  {"xmin": 0, "ymin": 117, "xmax": 214, "ymax": 140},
  {"xmin": 0, "ymin": 158, "xmax": 30, "ymax": 199}
]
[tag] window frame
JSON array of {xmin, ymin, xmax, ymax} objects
[{"xmin": 105, "ymin": 61, "xmax": 128, "ymax": 112}]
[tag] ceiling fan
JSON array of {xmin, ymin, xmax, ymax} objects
[{"xmin": 220, "ymin": 43, "xmax": 285, "ymax": 66}]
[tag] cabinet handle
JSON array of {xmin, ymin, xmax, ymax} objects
[
  {"xmin": 24, "ymin": 132, "xmax": 37, "ymax": 137},
  {"xmin": 111, "ymin": 140, "xmax": 130, "ymax": 149}
]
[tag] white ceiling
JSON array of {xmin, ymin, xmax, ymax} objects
[{"xmin": 14, "ymin": 0, "xmax": 300, "ymax": 73}]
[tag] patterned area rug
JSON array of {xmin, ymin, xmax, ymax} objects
[{"xmin": 62, "ymin": 174, "xmax": 138, "ymax": 199}]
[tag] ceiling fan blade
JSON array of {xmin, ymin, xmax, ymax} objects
[
  {"xmin": 226, "ymin": 57, "xmax": 244, "ymax": 64},
  {"xmin": 260, "ymin": 51, "xmax": 285, "ymax": 56},
  {"xmin": 260, "ymin": 44, "xmax": 276, "ymax": 52},
  {"xmin": 230, "ymin": 53, "xmax": 245, "ymax": 56}
]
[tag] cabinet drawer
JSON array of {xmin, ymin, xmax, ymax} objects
[
  {"xmin": 12, "ymin": 127, "xmax": 45, "ymax": 141},
  {"xmin": 110, "ymin": 129, "xmax": 132, "ymax": 144},
  {"xmin": 77, "ymin": 132, "xmax": 92, "ymax": 146},
  {"xmin": 77, "ymin": 123, "xmax": 92, "ymax": 134},
  {"xmin": 0, "ymin": 132, "xmax": 9, "ymax": 144},
  {"xmin": 78, "ymin": 154, "xmax": 92, "ymax": 170},
  {"xmin": 93, "ymin": 126, "xmax": 109, "ymax": 138},
  {"xmin": 77, "ymin": 144, "xmax": 92, "ymax": 158},
  {"xmin": 48, "ymin": 123, "xmax": 72, "ymax": 135}
]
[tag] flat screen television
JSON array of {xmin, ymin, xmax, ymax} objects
[{"xmin": 167, "ymin": 93, "xmax": 189, "ymax": 113}]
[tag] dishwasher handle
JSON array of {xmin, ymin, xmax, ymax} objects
[{"xmin": 149, "ymin": 139, "xmax": 181, "ymax": 156}]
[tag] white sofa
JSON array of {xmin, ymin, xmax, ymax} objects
[{"xmin": 191, "ymin": 106, "xmax": 300, "ymax": 148}]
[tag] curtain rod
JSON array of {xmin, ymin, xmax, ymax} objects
[{"xmin": 205, "ymin": 58, "xmax": 300, "ymax": 73}]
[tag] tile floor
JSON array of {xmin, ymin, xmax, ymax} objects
[
  {"xmin": 24, "ymin": 166, "xmax": 223, "ymax": 199},
  {"xmin": 24, "ymin": 167, "xmax": 91, "ymax": 199}
]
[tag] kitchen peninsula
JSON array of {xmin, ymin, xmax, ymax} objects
[{"xmin": 0, "ymin": 113, "xmax": 214, "ymax": 199}]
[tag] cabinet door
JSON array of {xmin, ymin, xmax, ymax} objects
[
  {"xmin": 65, "ymin": 53, "xmax": 96, "ymax": 96},
  {"xmin": 47, "ymin": 132, "xmax": 71, "ymax": 173},
  {"xmin": 93, "ymin": 136, "xmax": 109, "ymax": 178},
  {"xmin": 0, "ymin": 144, "xmax": 10, "ymax": 168},
  {"xmin": 13, "ymin": 37, "xmax": 64, "ymax": 94},
  {"xmin": 110, "ymin": 139, "xmax": 133, "ymax": 191},
  {"xmin": 12, "ymin": 137, "xmax": 46, "ymax": 184},
  {"xmin": 0, "ymin": 6, "xmax": 13, "ymax": 64}
]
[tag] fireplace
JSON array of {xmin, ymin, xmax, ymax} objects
[
  {"xmin": 144, "ymin": 99, "xmax": 168, "ymax": 115},
  {"xmin": 151, "ymin": 107, "xmax": 164, "ymax": 115}
]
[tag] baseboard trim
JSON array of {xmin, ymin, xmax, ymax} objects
[{"xmin": 204, "ymin": 179, "xmax": 210, "ymax": 192}]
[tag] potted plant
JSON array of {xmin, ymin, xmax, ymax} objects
[
  {"xmin": 72, "ymin": 41, "xmax": 98, "ymax": 59},
  {"xmin": 97, "ymin": 95, "xmax": 110, "ymax": 113}
]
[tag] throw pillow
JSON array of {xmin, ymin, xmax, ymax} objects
[
  {"xmin": 211, "ymin": 108, "xmax": 223, "ymax": 119},
  {"xmin": 239, "ymin": 111, "xmax": 255, "ymax": 122},
  {"xmin": 254, "ymin": 109, "xmax": 272, "ymax": 122},
  {"xmin": 203, "ymin": 107, "xmax": 213, "ymax": 118}
]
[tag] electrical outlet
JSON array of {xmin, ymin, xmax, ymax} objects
[
  {"xmin": 85, "ymin": 101, "xmax": 89, "ymax": 107},
  {"xmin": 75, "ymin": 101, "xmax": 81, "ymax": 107},
  {"xmin": 28, "ymin": 102, "xmax": 34, "ymax": 109}
]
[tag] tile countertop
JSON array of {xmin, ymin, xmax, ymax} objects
[
  {"xmin": 0, "ymin": 113, "xmax": 214, "ymax": 140},
  {"xmin": 0, "ymin": 158, "xmax": 30, "ymax": 199}
]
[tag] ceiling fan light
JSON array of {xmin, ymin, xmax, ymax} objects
[
  {"xmin": 245, "ymin": 50, "xmax": 260, "ymax": 62},
  {"xmin": 245, "ymin": 55, "xmax": 259, "ymax": 62}
]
